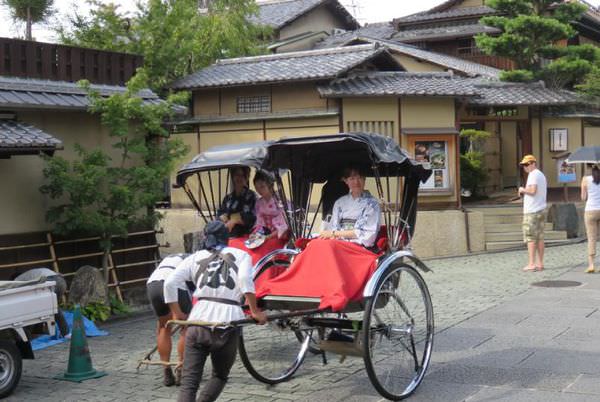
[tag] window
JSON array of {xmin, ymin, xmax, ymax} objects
[
  {"xmin": 347, "ymin": 121, "xmax": 395, "ymax": 137},
  {"xmin": 549, "ymin": 128, "xmax": 568, "ymax": 152},
  {"xmin": 468, "ymin": 106, "xmax": 519, "ymax": 117},
  {"xmin": 236, "ymin": 95, "xmax": 271, "ymax": 113}
]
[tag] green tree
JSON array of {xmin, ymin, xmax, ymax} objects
[
  {"xmin": 460, "ymin": 129, "xmax": 491, "ymax": 197},
  {"xmin": 57, "ymin": 0, "xmax": 269, "ymax": 93},
  {"xmin": 475, "ymin": 0, "xmax": 597, "ymax": 89},
  {"xmin": 577, "ymin": 67, "xmax": 600, "ymax": 98},
  {"xmin": 40, "ymin": 72, "xmax": 189, "ymax": 295},
  {"xmin": 3, "ymin": 0, "xmax": 54, "ymax": 40}
]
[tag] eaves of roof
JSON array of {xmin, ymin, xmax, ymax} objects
[
  {"xmin": 393, "ymin": 5, "xmax": 497, "ymax": 27},
  {"xmin": 393, "ymin": 23, "xmax": 501, "ymax": 43},
  {"xmin": 318, "ymin": 72, "xmax": 479, "ymax": 98},
  {"xmin": 173, "ymin": 108, "xmax": 339, "ymax": 125},
  {"xmin": 468, "ymin": 82, "xmax": 582, "ymax": 106},
  {"xmin": 171, "ymin": 44, "xmax": 400, "ymax": 90},
  {"xmin": 0, "ymin": 75, "xmax": 168, "ymax": 111},
  {"xmin": 0, "ymin": 120, "xmax": 63, "ymax": 156}
]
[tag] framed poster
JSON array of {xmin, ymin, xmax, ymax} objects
[
  {"xmin": 413, "ymin": 140, "xmax": 450, "ymax": 190},
  {"xmin": 549, "ymin": 128, "xmax": 568, "ymax": 152},
  {"xmin": 557, "ymin": 157, "xmax": 577, "ymax": 183}
]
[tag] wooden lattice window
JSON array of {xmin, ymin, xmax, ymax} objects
[
  {"xmin": 347, "ymin": 121, "xmax": 395, "ymax": 137},
  {"xmin": 236, "ymin": 95, "xmax": 271, "ymax": 113}
]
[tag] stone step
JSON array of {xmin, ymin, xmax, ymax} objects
[
  {"xmin": 485, "ymin": 230, "xmax": 567, "ymax": 242},
  {"xmin": 486, "ymin": 239, "xmax": 569, "ymax": 251},
  {"xmin": 484, "ymin": 214, "xmax": 523, "ymax": 224},
  {"xmin": 485, "ymin": 222, "xmax": 553, "ymax": 233},
  {"xmin": 468, "ymin": 206, "xmax": 523, "ymax": 215}
]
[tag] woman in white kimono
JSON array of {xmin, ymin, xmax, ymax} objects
[{"xmin": 320, "ymin": 166, "xmax": 381, "ymax": 248}]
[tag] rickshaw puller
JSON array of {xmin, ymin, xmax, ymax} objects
[{"xmin": 165, "ymin": 220, "xmax": 267, "ymax": 402}]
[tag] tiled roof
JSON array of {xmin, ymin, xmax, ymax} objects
[
  {"xmin": 171, "ymin": 44, "xmax": 396, "ymax": 89},
  {"xmin": 313, "ymin": 21, "xmax": 396, "ymax": 49},
  {"xmin": 318, "ymin": 72, "xmax": 478, "ymax": 97},
  {"xmin": 328, "ymin": 37, "xmax": 501, "ymax": 79},
  {"xmin": 252, "ymin": 0, "xmax": 358, "ymax": 30},
  {"xmin": 0, "ymin": 76, "xmax": 163, "ymax": 110},
  {"xmin": 469, "ymin": 81, "xmax": 581, "ymax": 106},
  {"xmin": 427, "ymin": 0, "xmax": 470, "ymax": 13},
  {"xmin": 544, "ymin": 105, "xmax": 600, "ymax": 118},
  {"xmin": 394, "ymin": 5, "xmax": 497, "ymax": 26},
  {"xmin": 393, "ymin": 23, "xmax": 500, "ymax": 42},
  {"xmin": 318, "ymin": 72, "xmax": 582, "ymax": 106},
  {"xmin": 0, "ymin": 120, "xmax": 63, "ymax": 154}
]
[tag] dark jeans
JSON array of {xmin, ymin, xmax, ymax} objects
[{"xmin": 177, "ymin": 326, "xmax": 239, "ymax": 402}]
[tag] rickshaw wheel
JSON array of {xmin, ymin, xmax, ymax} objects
[
  {"xmin": 362, "ymin": 263, "xmax": 434, "ymax": 400},
  {"xmin": 239, "ymin": 251, "xmax": 309, "ymax": 384}
]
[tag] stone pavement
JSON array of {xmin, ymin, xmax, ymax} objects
[{"xmin": 8, "ymin": 242, "xmax": 598, "ymax": 402}]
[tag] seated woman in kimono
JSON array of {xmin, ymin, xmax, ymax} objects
[
  {"xmin": 252, "ymin": 170, "xmax": 288, "ymax": 241},
  {"xmin": 228, "ymin": 171, "xmax": 289, "ymax": 266},
  {"xmin": 255, "ymin": 166, "xmax": 382, "ymax": 312},
  {"xmin": 319, "ymin": 166, "xmax": 381, "ymax": 248}
]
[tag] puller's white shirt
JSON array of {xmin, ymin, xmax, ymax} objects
[{"xmin": 164, "ymin": 247, "xmax": 254, "ymax": 324}]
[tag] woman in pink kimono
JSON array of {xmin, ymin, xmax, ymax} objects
[
  {"xmin": 253, "ymin": 171, "xmax": 288, "ymax": 241},
  {"xmin": 228, "ymin": 171, "xmax": 288, "ymax": 265}
]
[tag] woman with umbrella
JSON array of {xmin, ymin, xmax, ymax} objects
[
  {"xmin": 581, "ymin": 164, "xmax": 600, "ymax": 273},
  {"xmin": 569, "ymin": 146, "xmax": 600, "ymax": 273}
]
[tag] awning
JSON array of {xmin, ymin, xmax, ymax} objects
[{"xmin": 0, "ymin": 120, "xmax": 63, "ymax": 157}]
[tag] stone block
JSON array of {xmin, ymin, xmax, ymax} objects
[
  {"xmin": 68, "ymin": 265, "xmax": 107, "ymax": 305},
  {"xmin": 413, "ymin": 210, "xmax": 472, "ymax": 258},
  {"xmin": 183, "ymin": 230, "xmax": 204, "ymax": 253},
  {"xmin": 548, "ymin": 203, "xmax": 579, "ymax": 238}
]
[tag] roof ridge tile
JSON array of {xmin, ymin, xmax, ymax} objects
[{"xmin": 216, "ymin": 44, "xmax": 376, "ymax": 65}]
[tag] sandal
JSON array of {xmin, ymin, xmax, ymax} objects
[
  {"xmin": 586, "ymin": 267, "xmax": 595, "ymax": 274},
  {"xmin": 522, "ymin": 266, "xmax": 536, "ymax": 272}
]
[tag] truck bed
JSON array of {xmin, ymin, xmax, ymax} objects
[{"xmin": 0, "ymin": 280, "xmax": 58, "ymax": 333}]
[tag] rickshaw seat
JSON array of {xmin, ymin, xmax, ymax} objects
[{"xmin": 293, "ymin": 225, "xmax": 389, "ymax": 254}]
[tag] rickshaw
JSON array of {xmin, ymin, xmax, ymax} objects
[{"xmin": 174, "ymin": 133, "xmax": 433, "ymax": 401}]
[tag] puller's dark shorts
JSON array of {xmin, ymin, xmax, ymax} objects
[{"xmin": 147, "ymin": 280, "xmax": 192, "ymax": 317}]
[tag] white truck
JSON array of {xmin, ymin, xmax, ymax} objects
[{"xmin": 0, "ymin": 280, "xmax": 58, "ymax": 398}]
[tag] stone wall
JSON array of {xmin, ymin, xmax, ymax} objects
[{"xmin": 412, "ymin": 209, "xmax": 485, "ymax": 257}]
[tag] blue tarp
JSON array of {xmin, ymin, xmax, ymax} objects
[{"xmin": 31, "ymin": 310, "xmax": 109, "ymax": 351}]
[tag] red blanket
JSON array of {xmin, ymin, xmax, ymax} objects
[
  {"xmin": 255, "ymin": 238, "xmax": 378, "ymax": 311},
  {"xmin": 228, "ymin": 236, "xmax": 288, "ymax": 265}
]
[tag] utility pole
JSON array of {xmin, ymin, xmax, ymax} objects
[{"xmin": 344, "ymin": 0, "xmax": 364, "ymax": 24}]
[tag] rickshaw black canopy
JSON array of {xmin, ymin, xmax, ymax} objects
[
  {"xmin": 175, "ymin": 141, "xmax": 272, "ymax": 187},
  {"xmin": 263, "ymin": 133, "xmax": 430, "ymax": 183}
]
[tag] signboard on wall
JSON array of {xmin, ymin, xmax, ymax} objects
[
  {"xmin": 414, "ymin": 140, "xmax": 450, "ymax": 190},
  {"xmin": 557, "ymin": 157, "xmax": 577, "ymax": 183},
  {"xmin": 549, "ymin": 128, "xmax": 568, "ymax": 152}
]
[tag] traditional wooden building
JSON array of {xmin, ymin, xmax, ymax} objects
[
  {"xmin": 253, "ymin": 0, "xmax": 359, "ymax": 53},
  {"xmin": 392, "ymin": 0, "xmax": 600, "ymax": 70}
]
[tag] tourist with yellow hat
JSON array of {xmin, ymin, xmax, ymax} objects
[{"xmin": 518, "ymin": 155, "xmax": 547, "ymax": 272}]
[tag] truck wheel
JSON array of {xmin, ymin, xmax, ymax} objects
[{"xmin": 0, "ymin": 340, "xmax": 22, "ymax": 398}]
